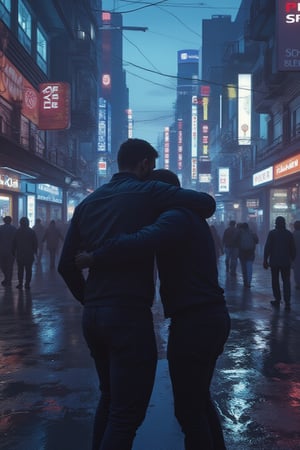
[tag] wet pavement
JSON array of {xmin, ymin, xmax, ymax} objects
[{"xmin": 1, "ymin": 253, "xmax": 300, "ymax": 450}]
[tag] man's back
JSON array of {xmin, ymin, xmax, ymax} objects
[
  {"xmin": 222, "ymin": 225, "xmax": 238, "ymax": 247},
  {"xmin": 156, "ymin": 210, "xmax": 225, "ymax": 317},
  {"xmin": 265, "ymin": 227, "xmax": 295, "ymax": 267},
  {"xmin": 59, "ymin": 172, "xmax": 216, "ymax": 305}
]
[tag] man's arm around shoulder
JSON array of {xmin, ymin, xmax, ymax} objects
[{"xmin": 151, "ymin": 182, "xmax": 216, "ymax": 219}]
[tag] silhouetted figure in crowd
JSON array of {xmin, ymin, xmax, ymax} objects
[
  {"xmin": 75, "ymin": 169, "xmax": 230, "ymax": 450},
  {"xmin": 222, "ymin": 220, "xmax": 239, "ymax": 276},
  {"xmin": 58, "ymin": 138, "xmax": 216, "ymax": 450},
  {"xmin": 263, "ymin": 216, "xmax": 296, "ymax": 311},
  {"xmin": 43, "ymin": 220, "xmax": 63, "ymax": 269},
  {"xmin": 32, "ymin": 218, "xmax": 45, "ymax": 264},
  {"xmin": 292, "ymin": 220, "xmax": 300, "ymax": 289},
  {"xmin": 0, "ymin": 216, "xmax": 17, "ymax": 287},
  {"xmin": 13, "ymin": 217, "xmax": 38, "ymax": 290},
  {"xmin": 210, "ymin": 224, "xmax": 223, "ymax": 261},
  {"xmin": 237, "ymin": 222, "xmax": 259, "ymax": 288}
]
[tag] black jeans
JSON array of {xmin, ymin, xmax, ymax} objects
[
  {"xmin": 167, "ymin": 305, "xmax": 231, "ymax": 450},
  {"xmin": 17, "ymin": 260, "xmax": 33, "ymax": 286},
  {"xmin": 270, "ymin": 265, "xmax": 291, "ymax": 304},
  {"xmin": 82, "ymin": 305, "xmax": 157, "ymax": 450}
]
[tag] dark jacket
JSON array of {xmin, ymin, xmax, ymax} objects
[
  {"xmin": 58, "ymin": 172, "xmax": 216, "ymax": 304},
  {"xmin": 264, "ymin": 225, "xmax": 296, "ymax": 267},
  {"xmin": 222, "ymin": 225, "xmax": 239, "ymax": 248},
  {"xmin": 237, "ymin": 228, "xmax": 259, "ymax": 261},
  {"xmin": 13, "ymin": 227, "xmax": 38, "ymax": 264},
  {"xmin": 0, "ymin": 223, "xmax": 17, "ymax": 257},
  {"xmin": 91, "ymin": 208, "xmax": 226, "ymax": 318},
  {"xmin": 43, "ymin": 223, "xmax": 63, "ymax": 250}
]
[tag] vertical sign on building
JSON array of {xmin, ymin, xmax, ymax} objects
[
  {"xmin": 277, "ymin": 1, "xmax": 300, "ymax": 70},
  {"xmin": 38, "ymin": 82, "xmax": 70, "ymax": 130},
  {"xmin": 191, "ymin": 96, "xmax": 198, "ymax": 180},
  {"xmin": 218, "ymin": 167, "xmax": 230, "ymax": 192},
  {"xmin": 177, "ymin": 119, "xmax": 183, "ymax": 171},
  {"xmin": 164, "ymin": 127, "xmax": 170, "ymax": 169},
  {"xmin": 98, "ymin": 97, "xmax": 107, "ymax": 152},
  {"xmin": 101, "ymin": 12, "xmax": 112, "ymax": 98},
  {"xmin": 238, "ymin": 74, "xmax": 252, "ymax": 145},
  {"xmin": 127, "ymin": 109, "xmax": 133, "ymax": 138}
]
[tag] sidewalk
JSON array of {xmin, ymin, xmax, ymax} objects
[{"xmin": 0, "ymin": 256, "xmax": 300, "ymax": 449}]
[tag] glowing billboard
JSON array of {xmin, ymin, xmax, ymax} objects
[
  {"xmin": 39, "ymin": 82, "xmax": 70, "ymax": 130},
  {"xmin": 218, "ymin": 168, "xmax": 229, "ymax": 192},
  {"xmin": 238, "ymin": 74, "xmax": 252, "ymax": 145},
  {"xmin": 277, "ymin": 0, "xmax": 300, "ymax": 70}
]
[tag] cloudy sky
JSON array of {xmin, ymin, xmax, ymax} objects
[{"xmin": 102, "ymin": 0, "xmax": 242, "ymax": 146}]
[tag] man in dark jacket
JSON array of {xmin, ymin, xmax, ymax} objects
[
  {"xmin": 263, "ymin": 216, "xmax": 296, "ymax": 310},
  {"xmin": 13, "ymin": 217, "xmax": 38, "ymax": 290},
  {"xmin": 237, "ymin": 222, "xmax": 259, "ymax": 288},
  {"xmin": 0, "ymin": 216, "xmax": 17, "ymax": 287},
  {"xmin": 58, "ymin": 139, "xmax": 216, "ymax": 450},
  {"xmin": 75, "ymin": 169, "xmax": 230, "ymax": 450},
  {"xmin": 222, "ymin": 220, "xmax": 239, "ymax": 276}
]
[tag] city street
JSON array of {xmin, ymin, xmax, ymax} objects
[{"xmin": 1, "ymin": 254, "xmax": 300, "ymax": 450}]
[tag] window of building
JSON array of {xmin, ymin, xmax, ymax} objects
[
  {"xmin": 0, "ymin": 0, "xmax": 11, "ymax": 27},
  {"xmin": 37, "ymin": 26, "xmax": 47, "ymax": 73},
  {"xmin": 18, "ymin": 0, "xmax": 32, "ymax": 53},
  {"xmin": 273, "ymin": 112, "xmax": 282, "ymax": 143},
  {"xmin": 291, "ymin": 106, "xmax": 300, "ymax": 138}
]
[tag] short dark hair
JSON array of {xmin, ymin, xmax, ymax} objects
[
  {"xmin": 229, "ymin": 220, "xmax": 236, "ymax": 227},
  {"xmin": 294, "ymin": 220, "xmax": 300, "ymax": 230},
  {"xmin": 117, "ymin": 139, "xmax": 158, "ymax": 170},
  {"xmin": 20, "ymin": 217, "xmax": 29, "ymax": 227},
  {"xmin": 275, "ymin": 216, "xmax": 285, "ymax": 227},
  {"xmin": 150, "ymin": 169, "xmax": 180, "ymax": 187},
  {"xmin": 3, "ymin": 216, "xmax": 12, "ymax": 224}
]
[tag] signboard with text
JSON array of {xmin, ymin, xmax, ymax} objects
[
  {"xmin": 38, "ymin": 82, "xmax": 70, "ymax": 130},
  {"xmin": 277, "ymin": 0, "xmax": 300, "ymax": 70},
  {"xmin": 274, "ymin": 153, "xmax": 300, "ymax": 179}
]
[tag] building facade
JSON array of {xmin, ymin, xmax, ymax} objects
[{"xmin": 0, "ymin": 0, "xmax": 102, "ymax": 225}]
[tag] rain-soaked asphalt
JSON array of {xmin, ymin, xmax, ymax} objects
[{"xmin": 1, "ymin": 249, "xmax": 300, "ymax": 450}]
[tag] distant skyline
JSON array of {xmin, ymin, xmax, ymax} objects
[{"xmin": 103, "ymin": 1, "xmax": 242, "ymax": 146}]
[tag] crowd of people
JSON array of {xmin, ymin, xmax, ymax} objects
[
  {"xmin": 0, "ymin": 216, "xmax": 66, "ymax": 289},
  {"xmin": 1, "ymin": 138, "xmax": 300, "ymax": 450},
  {"xmin": 212, "ymin": 216, "xmax": 299, "ymax": 311}
]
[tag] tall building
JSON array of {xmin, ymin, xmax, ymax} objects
[
  {"xmin": 0, "ymin": 0, "xmax": 102, "ymax": 223},
  {"xmin": 98, "ymin": 11, "xmax": 129, "ymax": 180},
  {"xmin": 174, "ymin": 49, "xmax": 199, "ymax": 188}
]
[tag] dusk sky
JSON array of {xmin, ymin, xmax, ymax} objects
[{"xmin": 102, "ymin": 1, "xmax": 242, "ymax": 146}]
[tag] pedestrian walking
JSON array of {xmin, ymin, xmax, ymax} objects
[
  {"xmin": 32, "ymin": 218, "xmax": 45, "ymax": 264},
  {"xmin": 12, "ymin": 217, "xmax": 38, "ymax": 290},
  {"xmin": 210, "ymin": 224, "xmax": 224, "ymax": 261},
  {"xmin": 75, "ymin": 169, "xmax": 230, "ymax": 450},
  {"xmin": 292, "ymin": 220, "xmax": 300, "ymax": 289},
  {"xmin": 58, "ymin": 138, "xmax": 216, "ymax": 450},
  {"xmin": 0, "ymin": 216, "xmax": 17, "ymax": 287},
  {"xmin": 43, "ymin": 220, "xmax": 63, "ymax": 269},
  {"xmin": 222, "ymin": 220, "xmax": 239, "ymax": 276},
  {"xmin": 263, "ymin": 216, "xmax": 296, "ymax": 311},
  {"xmin": 237, "ymin": 222, "xmax": 259, "ymax": 288}
]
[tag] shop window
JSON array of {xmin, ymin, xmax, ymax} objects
[
  {"xmin": 0, "ymin": 0, "xmax": 11, "ymax": 27},
  {"xmin": 0, "ymin": 195, "xmax": 11, "ymax": 217},
  {"xmin": 18, "ymin": 0, "xmax": 31, "ymax": 53}
]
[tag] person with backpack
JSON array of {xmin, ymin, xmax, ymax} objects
[{"xmin": 237, "ymin": 222, "xmax": 259, "ymax": 288}]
